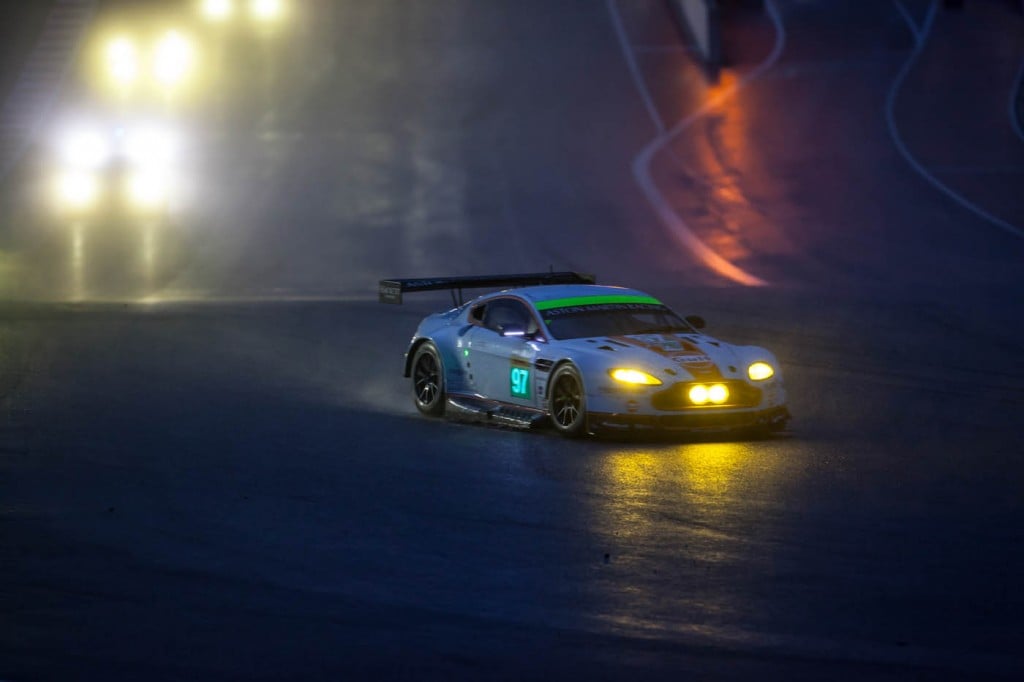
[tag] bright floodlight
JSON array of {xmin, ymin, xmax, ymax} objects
[
  {"xmin": 106, "ymin": 37, "xmax": 139, "ymax": 86},
  {"xmin": 202, "ymin": 0, "xmax": 234, "ymax": 21},
  {"xmin": 250, "ymin": 0, "xmax": 283, "ymax": 22},
  {"xmin": 127, "ymin": 171, "xmax": 172, "ymax": 211},
  {"xmin": 59, "ymin": 129, "xmax": 110, "ymax": 169},
  {"xmin": 56, "ymin": 171, "xmax": 100, "ymax": 210},
  {"xmin": 124, "ymin": 127, "xmax": 178, "ymax": 169},
  {"xmin": 153, "ymin": 31, "xmax": 195, "ymax": 88}
]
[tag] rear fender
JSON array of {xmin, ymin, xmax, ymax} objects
[{"xmin": 404, "ymin": 338, "xmax": 432, "ymax": 377}]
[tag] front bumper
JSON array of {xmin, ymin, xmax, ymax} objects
[{"xmin": 589, "ymin": 405, "xmax": 791, "ymax": 433}]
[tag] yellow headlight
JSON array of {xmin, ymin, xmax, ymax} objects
[
  {"xmin": 56, "ymin": 171, "xmax": 100, "ymax": 210},
  {"xmin": 708, "ymin": 384, "xmax": 729, "ymax": 404},
  {"xmin": 688, "ymin": 385, "xmax": 709, "ymax": 404},
  {"xmin": 748, "ymin": 362, "xmax": 775, "ymax": 381},
  {"xmin": 127, "ymin": 171, "xmax": 171, "ymax": 211},
  {"xmin": 251, "ymin": 0, "xmax": 284, "ymax": 21},
  {"xmin": 59, "ymin": 129, "xmax": 109, "ymax": 169},
  {"xmin": 106, "ymin": 37, "xmax": 139, "ymax": 87},
  {"xmin": 609, "ymin": 369, "xmax": 662, "ymax": 386},
  {"xmin": 153, "ymin": 31, "xmax": 195, "ymax": 88},
  {"xmin": 124, "ymin": 126, "xmax": 178, "ymax": 170},
  {"xmin": 202, "ymin": 0, "xmax": 234, "ymax": 21}
]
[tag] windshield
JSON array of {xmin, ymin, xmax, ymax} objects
[{"xmin": 542, "ymin": 303, "xmax": 694, "ymax": 340}]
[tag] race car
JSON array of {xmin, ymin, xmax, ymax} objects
[{"xmin": 379, "ymin": 272, "xmax": 789, "ymax": 437}]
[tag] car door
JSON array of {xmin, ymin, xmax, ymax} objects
[{"xmin": 463, "ymin": 298, "xmax": 541, "ymax": 407}]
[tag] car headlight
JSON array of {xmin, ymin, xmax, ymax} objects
[
  {"xmin": 56, "ymin": 171, "xmax": 100, "ymax": 210},
  {"xmin": 748, "ymin": 361, "xmax": 775, "ymax": 381},
  {"xmin": 609, "ymin": 368, "xmax": 662, "ymax": 386},
  {"xmin": 707, "ymin": 383, "xmax": 729, "ymax": 404},
  {"xmin": 688, "ymin": 384, "xmax": 729, "ymax": 405},
  {"xmin": 127, "ymin": 171, "xmax": 171, "ymax": 210}
]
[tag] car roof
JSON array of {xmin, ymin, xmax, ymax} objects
[{"xmin": 491, "ymin": 284, "xmax": 659, "ymax": 306}]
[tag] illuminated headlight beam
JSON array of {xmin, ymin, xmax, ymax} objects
[
  {"xmin": 688, "ymin": 384, "xmax": 729, "ymax": 405},
  {"xmin": 609, "ymin": 368, "xmax": 662, "ymax": 386},
  {"xmin": 56, "ymin": 171, "xmax": 100, "ymax": 210},
  {"xmin": 748, "ymin": 362, "xmax": 775, "ymax": 381},
  {"xmin": 251, "ymin": 0, "xmax": 284, "ymax": 22},
  {"xmin": 153, "ymin": 31, "xmax": 195, "ymax": 88},
  {"xmin": 106, "ymin": 37, "xmax": 139, "ymax": 87},
  {"xmin": 127, "ymin": 171, "xmax": 173, "ymax": 212},
  {"xmin": 124, "ymin": 126, "xmax": 178, "ymax": 169},
  {"xmin": 202, "ymin": 0, "xmax": 234, "ymax": 21},
  {"xmin": 59, "ymin": 129, "xmax": 110, "ymax": 169}
]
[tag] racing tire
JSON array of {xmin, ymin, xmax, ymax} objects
[
  {"xmin": 412, "ymin": 343, "xmax": 446, "ymax": 417},
  {"xmin": 549, "ymin": 364, "xmax": 587, "ymax": 437}
]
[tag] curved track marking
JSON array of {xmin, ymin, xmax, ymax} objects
[
  {"xmin": 1010, "ymin": 57, "xmax": 1024, "ymax": 143},
  {"xmin": 605, "ymin": 0, "xmax": 666, "ymax": 135},
  {"xmin": 607, "ymin": 0, "xmax": 787, "ymax": 286},
  {"xmin": 891, "ymin": 0, "xmax": 923, "ymax": 44},
  {"xmin": 887, "ymin": 0, "xmax": 1024, "ymax": 239}
]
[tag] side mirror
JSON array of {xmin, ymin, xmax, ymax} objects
[{"xmin": 685, "ymin": 315, "xmax": 706, "ymax": 330}]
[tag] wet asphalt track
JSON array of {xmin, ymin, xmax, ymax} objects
[{"xmin": 2, "ymin": 1, "xmax": 1024, "ymax": 679}]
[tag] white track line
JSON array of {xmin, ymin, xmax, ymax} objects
[
  {"xmin": 607, "ymin": 0, "xmax": 786, "ymax": 286},
  {"xmin": 606, "ymin": 0, "xmax": 665, "ymax": 135},
  {"xmin": 1010, "ymin": 57, "xmax": 1024, "ymax": 143},
  {"xmin": 891, "ymin": 0, "xmax": 922, "ymax": 44},
  {"xmin": 887, "ymin": 0, "xmax": 1024, "ymax": 239}
]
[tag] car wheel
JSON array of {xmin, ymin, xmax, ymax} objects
[
  {"xmin": 412, "ymin": 343, "xmax": 445, "ymax": 417},
  {"xmin": 549, "ymin": 364, "xmax": 587, "ymax": 437}
]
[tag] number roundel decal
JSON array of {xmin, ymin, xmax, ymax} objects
[{"xmin": 510, "ymin": 366, "xmax": 530, "ymax": 398}]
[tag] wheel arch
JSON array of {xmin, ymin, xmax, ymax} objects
[
  {"xmin": 546, "ymin": 359, "xmax": 590, "ymax": 436},
  {"xmin": 545, "ymin": 358, "xmax": 584, "ymax": 398},
  {"xmin": 404, "ymin": 337, "xmax": 435, "ymax": 377}
]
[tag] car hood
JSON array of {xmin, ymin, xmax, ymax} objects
[{"xmin": 559, "ymin": 332, "xmax": 746, "ymax": 381}]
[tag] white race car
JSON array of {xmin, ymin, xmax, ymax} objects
[{"xmin": 380, "ymin": 272, "xmax": 789, "ymax": 437}]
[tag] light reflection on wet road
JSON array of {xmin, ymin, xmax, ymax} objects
[{"xmin": 2, "ymin": 294, "xmax": 1021, "ymax": 677}]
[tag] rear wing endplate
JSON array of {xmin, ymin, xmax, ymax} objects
[{"xmin": 379, "ymin": 271, "xmax": 595, "ymax": 306}]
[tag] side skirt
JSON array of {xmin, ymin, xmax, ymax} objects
[{"xmin": 446, "ymin": 394, "xmax": 550, "ymax": 430}]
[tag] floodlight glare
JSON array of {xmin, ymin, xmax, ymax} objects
[
  {"xmin": 202, "ymin": 0, "xmax": 234, "ymax": 21},
  {"xmin": 124, "ymin": 127, "xmax": 177, "ymax": 169},
  {"xmin": 106, "ymin": 37, "xmax": 139, "ymax": 86},
  {"xmin": 59, "ymin": 129, "xmax": 110, "ymax": 169},
  {"xmin": 127, "ymin": 171, "xmax": 171, "ymax": 211},
  {"xmin": 250, "ymin": 0, "xmax": 283, "ymax": 22},
  {"xmin": 153, "ymin": 31, "xmax": 195, "ymax": 88},
  {"xmin": 56, "ymin": 171, "xmax": 100, "ymax": 210}
]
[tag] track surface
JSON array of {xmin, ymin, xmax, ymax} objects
[{"xmin": 2, "ymin": 1, "xmax": 1023, "ymax": 679}]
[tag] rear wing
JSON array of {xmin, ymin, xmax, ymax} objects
[{"xmin": 379, "ymin": 271, "xmax": 595, "ymax": 306}]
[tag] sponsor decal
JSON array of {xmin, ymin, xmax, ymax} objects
[
  {"xmin": 675, "ymin": 354, "xmax": 712, "ymax": 365},
  {"xmin": 613, "ymin": 335, "xmax": 722, "ymax": 378}
]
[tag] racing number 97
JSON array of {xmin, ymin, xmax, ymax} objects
[{"xmin": 510, "ymin": 367, "xmax": 530, "ymax": 399}]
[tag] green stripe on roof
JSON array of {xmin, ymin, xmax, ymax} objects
[{"xmin": 534, "ymin": 295, "xmax": 661, "ymax": 311}]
